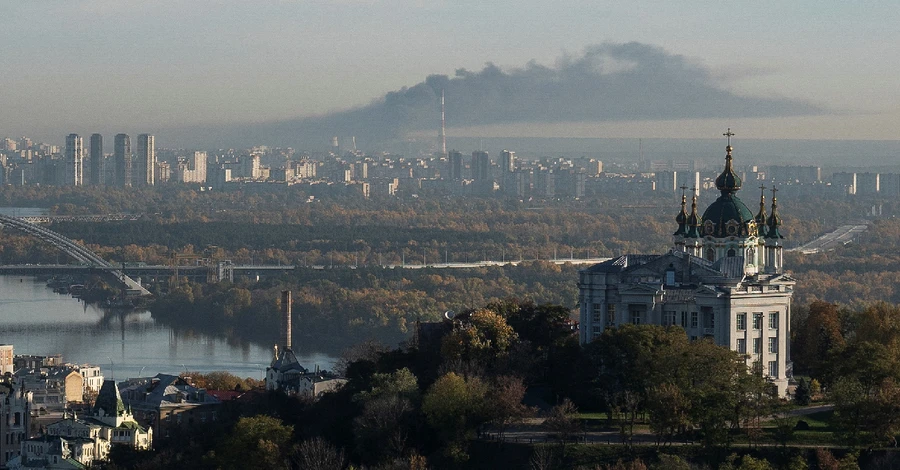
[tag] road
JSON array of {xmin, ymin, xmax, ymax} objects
[{"xmin": 789, "ymin": 224, "xmax": 868, "ymax": 254}]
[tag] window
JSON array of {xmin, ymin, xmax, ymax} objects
[
  {"xmin": 768, "ymin": 361, "xmax": 778, "ymax": 377},
  {"xmin": 629, "ymin": 305, "xmax": 643, "ymax": 325},
  {"xmin": 769, "ymin": 312, "xmax": 779, "ymax": 329},
  {"xmin": 681, "ymin": 311, "xmax": 688, "ymax": 328},
  {"xmin": 664, "ymin": 311, "xmax": 676, "ymax": 326},
  {"xmin": 737, "ymin": 339, "xmax": 746, "ymax": 354},
  {"xmin": 702, "ymin": 307, "xmax": 715, "ymax": 329},
  {"xmin": 768, "ymin": 337, "xmax": 778, "ymax": 353},
  {"xmin": 706, "ymin": 248, "xmax": 715, "ymax": 261},
  {"xmin": 753, "ymin": 338, "xmax": 762, "ymax": 354},
  {"xmin": 690, "ymin": 312, "xmax": 698, "ymax": 328},
  {"xmin": 727, "ymin": 248, "xmax": 736, "ymax": 257},
  {"xmin": 753, "ymin": 313, "xmax": 763, "ymax": 330},
  {"xmin": 591, "ymin": 304, "xmax": 602, "ymax": 322},
  {"xmin": 736, "ymin": 313, "xmax": 746, "ymax": 330},
  {"xmin": 606, "ymin": 304, "xmax": 616, "ymax": 325}
]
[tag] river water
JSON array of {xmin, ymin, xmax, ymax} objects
[{"xmin": 0, "ymin": 276, "xmax": 336, "ymax": 380}]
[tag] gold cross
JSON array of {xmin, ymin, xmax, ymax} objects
[{"xmin": 723, "ymin": 128, "xmax": 735, "ymax": 146}]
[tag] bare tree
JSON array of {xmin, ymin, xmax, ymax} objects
[
  {"xmin": 290, "ymin": 438, "xmax": 345, "ymax": 470},
  {"xmin": 543, "ymin": 399, "xmax": 581, "ymax": 445},
  {"xmin": 529, "ymin": 444, "xmax": 558, "ymax": 470}
]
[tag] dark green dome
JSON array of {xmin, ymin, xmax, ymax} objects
[{"xmin": 701, "ymin": 193, "xmax": 755, "ymax": 238}]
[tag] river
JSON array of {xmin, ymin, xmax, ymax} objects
[{"xmin": 0, "ymin": 275, "xmax": 337, "ymax": 380}]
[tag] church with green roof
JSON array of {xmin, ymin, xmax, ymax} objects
[{"xmin": 578, "ymin": 131, "xmax": 794, "ymax": 397}]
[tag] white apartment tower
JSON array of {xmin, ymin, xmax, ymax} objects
[{"xmin": 65, "ymin": 134, "xmax": 84, "ymax": 186}]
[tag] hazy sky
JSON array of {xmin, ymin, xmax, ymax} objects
[{"xmin": 2, "ymin": 1, "xmax": 898, "ymax": 144}]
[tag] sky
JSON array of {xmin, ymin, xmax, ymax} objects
[{"xmin": 2, "ymin": 1, "xmax": 898, "ymax": 146}]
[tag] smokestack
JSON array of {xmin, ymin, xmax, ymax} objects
[
  {"xmin": 440, "ymin": 89, "xmax": 447, "ymax": 157},
  {"xmin": 281, "ymin": 290, "xmax": 292, "ymax": 351}
]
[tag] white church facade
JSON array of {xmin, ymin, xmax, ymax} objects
[{"xmin": 578, "ymin": 131, "xmax": 794, "ymax": 396}]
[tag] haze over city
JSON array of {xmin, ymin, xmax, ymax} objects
[{"xmin": 3, "ymin": 1, "xmax": 899, "ymax": 148}]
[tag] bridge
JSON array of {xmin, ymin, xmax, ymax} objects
[{"xmin": 0, "ymin": 214, "xmax": 151, "ymax": 296}]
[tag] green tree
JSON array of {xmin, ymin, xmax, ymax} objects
[
  {"xmin": 217, "ymin": 415, "xmax": 293, "ymax": 469},
  {"xmin": 422, "ymin": 372, "xmax": 488, "ymax": 462}
]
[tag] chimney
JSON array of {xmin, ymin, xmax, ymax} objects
[{"xmin": 282, "ymin": 290, "xmax": 292, "ymax": 351}]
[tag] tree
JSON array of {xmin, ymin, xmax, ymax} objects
[
  {"xmin": 794, "ymin": 378, "xmax": 811, "ymax": 406},
  {"xmin": 647, "ymin": 383, "xmax": 689, "ymax": 447},
  {"xmin": 543, "ymin": 399, "xmax": 581, "ymax": 445},
  {"xmin": 290, "ymin": 438, "xmax": 345, "ymax": 470},
  {"xmin": 422, "ymin": 372, "xmax": 488, "ymax": 461},
  {"xmin": 217, "ymin": 415, "xmax": 293, "ymax": 469},
  {"xmin": 485, "ymin": 375, "xmax": 531, "ymax": 439},
  {"xmin": 792, "ymin": 301, "xmax": 844, "ymax": 379},
  {"xmin": 353, "ymin": 368, "xmax": 421, "ymax": 463},
  {"xmin": 441, "ymin": 308, "xmax": 518, "ymax": 367}
]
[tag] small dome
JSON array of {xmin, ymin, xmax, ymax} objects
[{"xmin": 715, "ymin": 163, "xmax": 742, "ymax": 193}]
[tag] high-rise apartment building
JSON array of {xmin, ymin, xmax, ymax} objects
[
  {"xmin": 448, "ymin": 150, "xmax": 463, "ymax": 180},
  {"xmin": 64, "ymin": 134, "xmax": 83, "ymax": 186},
  {"xmin": 135, "ymin": 134, "xmax": 156, "ymax": 186},
  {"xmin": 173, "ymin": 151, "xmax": 208, "ymax": 183},
  {"xmin": 471, "ymin": 151, "xmax": 490, "ymax": 182},
  {"xmin": 114, "ymin": 134, "xmax": 132, "ymax": 187},
  {"xmin": 500, "ymin": 149, "xmax": 516, "ymax": 173},
  {"xmin": 89, "ymin": 133, "xmax": 103, "ymax": 186}
]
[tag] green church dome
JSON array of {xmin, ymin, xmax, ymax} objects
[{"xmin": 701, "ymin": 193, "xmax": 755, "ymax": 238}]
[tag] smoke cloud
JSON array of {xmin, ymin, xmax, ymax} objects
[{"xmin": 174, "ymin": 42, "xmax": 823, "ymax": 148}]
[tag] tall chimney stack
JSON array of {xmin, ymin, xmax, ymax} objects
[{"xmin": 281, "ymin": 290, "xmax": 292, "ymax": 351}]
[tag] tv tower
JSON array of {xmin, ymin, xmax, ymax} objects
[{"xmin": 439, "ymin": 89, "xmax": 447, "ymax": 157}]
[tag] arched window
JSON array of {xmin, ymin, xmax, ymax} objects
[
  {"xmin": 706, "ymin": 248, "xmax": 715, "ymax": 261},
  {"xmin": 727, "ymin": 248, "xmax": 736, "ymax": 257}
]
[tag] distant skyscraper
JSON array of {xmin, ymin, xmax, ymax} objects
[
  {"xmin": 472, "ymin": 151, "xmax": 490, "ymax": 182},
  {"xmin": 64, "ymin": 134, "xmax": 83, "ymax": 186},
  {"xmin": 89, "ymin": 133, "xmax": 103, "ymax": 186},
  {"xmin": 439, "ymin": 89, "xmax": 447, "ymax": 157},
  {"xmin": 448, "ymin": 150, "xmax": 463, "ymax": 180},
  {"xmin": 500, "ymin": 149, "xmax": 516, "ymax": 173},
  {"xmin": 135, "ymin": 134, "xmax": 156, "ymax": 186},
  {"xmin": 114, "ymin": 134, "xmax": 132, "ymax": 187}
]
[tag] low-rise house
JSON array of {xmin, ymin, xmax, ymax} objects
[
  {"xmin": 16, "ymin": 369, "xmax": 83, "ymax": 411},
  {"xmin": 118, "ymin": 374, "xmax": 220, "ymax": 438},
  {"xmin": 12, "ymin": 435, "xmax": 94, "ymax": 469},
  {"xmin": 12, "ymin": 380, "xmax": 151, "ymax": 469}
]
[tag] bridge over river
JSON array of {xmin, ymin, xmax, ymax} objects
[
  {"xmin": 0, "ymin": 214, "xmax": 151, "ymax": 296},
  {"xmin": 0, "ymin": 213, "xmax": 610, "ymax": 289}
]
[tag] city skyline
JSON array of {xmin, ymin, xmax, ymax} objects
[{"xmin": 2, "ymin": 2, "xmax": 898, "ymax": 145}]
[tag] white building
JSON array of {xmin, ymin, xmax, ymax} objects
[
  {"xmin": 77, "ymin": 365, "xmax": 104, "ymax": 396},
  {"xmin": 173, "ymin": 151, "xmax": 208, "ymax": 183},
  {"xmin": 578, "ymin": 133, "xmax": 794, "ymax": 396},
  {"xmin": 64, "ymin": 134, "xmax": 83, "ymax": 186}
]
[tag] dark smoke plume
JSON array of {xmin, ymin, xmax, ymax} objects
[{"xmin": 172, "ymin": 42, "xmax": 823, "ymax": 148}]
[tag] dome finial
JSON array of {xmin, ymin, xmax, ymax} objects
[
  {"xmin": 674, "ymin": 184, "xmax": 688, "ymax": 236},
  {"xmin": 686, "ymin": 188, "xmax": 702, "ymax": 238},
  {"xmin": 755, "ymin": 184, "xmax": 769, "ymax": 237},
  {"xmin": 766, "ymin": 186, "xmax": 783, "ymax": 239}
]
